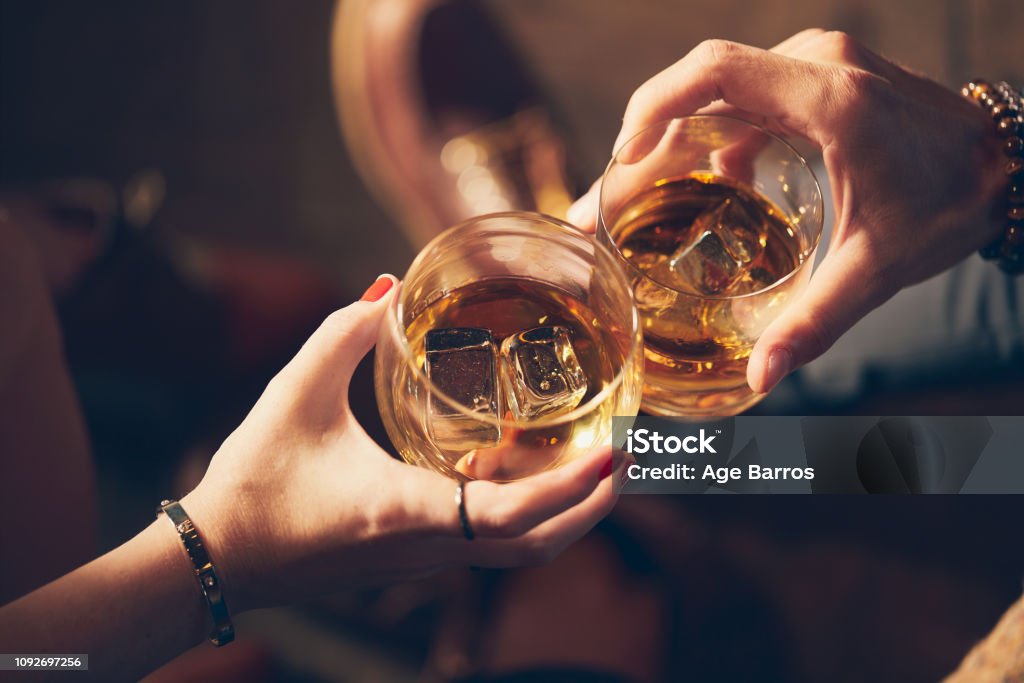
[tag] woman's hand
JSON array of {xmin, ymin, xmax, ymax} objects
[
  {"xmin": 183, "ymin": 275, "xmax": 621, "ymax": 612},
  {"xmin": 568, "ymin": 29, "xmax": 1008, "ymax": 394}
]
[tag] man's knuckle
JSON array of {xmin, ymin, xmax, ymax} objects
[
  {"xmin": 623, "ymin": 74, "xmax": 669, "ymax": 125},
  {"xmin": 694, "ymin": 39, "xmax": 739, "ymax": 68},
  {"xmin": 702, "ymin": 38, "xmax": 738, "ymax": 61},
  {"xmin": 820, "ymin": 67, "xmax": 880, "ymax": 125},
  {"xmin": 796, "ymin": 27, "xmax": 827, "ymax": 40},
  {"xmin": 835, "ymin": 66, "xmax": 877, "ymax": 100},
  {"xmin": 823, "ymin": 31, "xmax": 863, "ymax": 63},
  {"xmin": 624, "ymin": 82, "xmax": 652, "ymax": 119}
]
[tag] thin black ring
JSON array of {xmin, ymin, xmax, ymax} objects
[{"xmin": 456, "ymin": 481, "xmax": 475, "ymax": 541}]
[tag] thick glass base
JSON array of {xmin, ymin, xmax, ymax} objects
[{"xmin": 639, "ymin": 381, "xmax": 765, "ymax": 418}]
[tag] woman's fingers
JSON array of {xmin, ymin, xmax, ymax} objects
[
  {"xmin": 453, "ymin": 413, "xmax": 525, "ymax": 480},
  {"xmin": 461, "ymin": 462, "xmax": 621, "ymax": 568},
  {"xmin": 270, "ymin": 274, "xmax": 399, "ymax": 412},
  {"xmin": 415, "ymin": 447, "xmax": 621, "ymax": 540},
  {"xmin": 465, "ymin": 447, "xmax": 622, "ymax": 539}
]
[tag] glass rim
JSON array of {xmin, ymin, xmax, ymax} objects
[
  {"xmin": 597, "ymin": 114, "xmax": 825, "ymax": 302},
  {"xmin": 384, "ymin": 210, "xmax": 643, "ymax": 430}
]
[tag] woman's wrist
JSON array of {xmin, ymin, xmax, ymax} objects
[
  {"xmin": 143, "ymin": 517, "xmax": 215, "ymax": 640},
  {"xmin": 178, "ymin": 486, "xmax": 256, "ymax": 615},
  {"xmin": 0, "ymin": 517, "xmax": 212, "ymax": 680}
]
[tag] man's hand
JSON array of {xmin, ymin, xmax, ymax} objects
[{"xmin": 569, "ymin": 30, "xmax": 1007, "ymax": 393}]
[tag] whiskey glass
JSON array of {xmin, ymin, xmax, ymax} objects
[
  {"xmin": 598, "ymin": 116, "xmax": 824, "ymax": 416},
  {"xmin": 376, "ymin": 212, "xmax": 643, "ymax": 482}
]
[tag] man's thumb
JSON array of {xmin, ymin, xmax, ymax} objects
[{"xmin": 747, "ymin": 247, "xmax": 892, "ymax": 394}]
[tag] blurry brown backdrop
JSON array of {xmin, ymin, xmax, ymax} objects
[
  {"xmin": 3, "ymin": 0, "xmax": 1022, "ymax": 292},
  {"xmin": 2, "ymin": 2, "xmax": 1024, "ymax": 682}
]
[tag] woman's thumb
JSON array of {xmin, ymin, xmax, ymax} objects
[{"xmin": 277, "ymin": 274, "xmax": 399, "ymax": 397}]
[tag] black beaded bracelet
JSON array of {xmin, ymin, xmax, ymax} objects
[
  {"xmin": 156, "ymin": 499, "xmax": 235, "ymax": 646},
  {"xmin": 962, "ymin": 79, "xmax": 1024, "ymax": 275}
]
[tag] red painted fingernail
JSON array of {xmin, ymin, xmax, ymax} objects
[
  {"xmin": 599, "ymin": 455, "xmax": 615, "ymax": 479},
  {"xmin": 360, "ymin": 274, "xmax": 394, "ymax": 302}
]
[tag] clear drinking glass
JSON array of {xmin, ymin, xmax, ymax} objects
[
  {"xmin": 597, "ymin": 116, "xmax": 824, "ymax": 416},
  {"xmin": 376, "ymin": 212, "xmax": 643, "ymax": 482}
]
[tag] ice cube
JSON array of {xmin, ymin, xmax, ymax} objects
[
  {"xmin": 499, "ymin": 326, "xmax": 587, "ymax": 420},
  {"xmin": 669, "ymin": 197, "xmax": 764, "ymax": 295},
  {"xmin": 633, "ymin": 273, "xmax": 679, "ymax": 310},
  {"xmin": 425, "ymin": 328, "xmax": 501, "ymax": 451}
]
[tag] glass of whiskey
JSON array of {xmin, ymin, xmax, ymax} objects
[
  {"xmin": 375, "ymin": 212, "xmax": 643, "ymax": 482},
  {"xmin": 598, "ymin": 116, "xmax": 824, "ymax": 416}
]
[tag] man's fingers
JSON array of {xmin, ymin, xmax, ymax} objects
[
  {"xmin": 571, "ymin": 32, "xmax": 856, "ymax": 244},
  {"xmin": 614, "ymin": 40, "xmax": 854, "ymax": 155},
  {"xmin": 770, "ymin": 27, "xmax": 828, "ymax": 55},
  {"xmin": 566, "ymin": 178, "xmax": 601, "ymax": 233},
  {"xmin": 785, "ymin": 30, "xmax": 954, "ymax": 109},
  {"xmin": 577, "ymin": 118, "xmax": 719, "ymax": 243},
  {"xmin": 689, "ymin": 28, "xmax": 828, "ymax": 122},
  {"xmin": 708, "ymin": 127, "xmax": 766, "ymax": 186},
  {"xmin": 747, "ymin": 240, "xmax": 896, "ymax": 394}
]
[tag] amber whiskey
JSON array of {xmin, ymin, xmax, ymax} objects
[
  {"xmin": 403, "ymin": 277, "xmax": 633, "ymax": 480},
  {"xmin": 607, "ymin": 173, "xmax": 804, "ymax": 415}
]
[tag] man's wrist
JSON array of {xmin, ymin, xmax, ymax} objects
[{"xmin": 963, "ymin": 79, "xmax": 1024, "ymax": 272}]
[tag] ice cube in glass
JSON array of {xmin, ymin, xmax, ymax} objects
[
  {"xmin": 424, "ymin": 327, "xmax": 501, "ymax": 451},
  {"xmin": 499, "ymin": 326, "xmax": 587, "ymax": 420},
  {"xmin": 669, "ymin": 196, "xmax": 765, "ymax": 295}
]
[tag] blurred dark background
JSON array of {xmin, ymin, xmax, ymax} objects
[
  {"xmin": 0, "ymin": 1, "xmax": 412, "ymax": 285},
  {"xmin": 5, "ymin": 0, "xmax": 1021, "ymax": 267},
  {"xmin": 2, "ymin": 1, "xmax": 1024, "ymax": 682}
]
